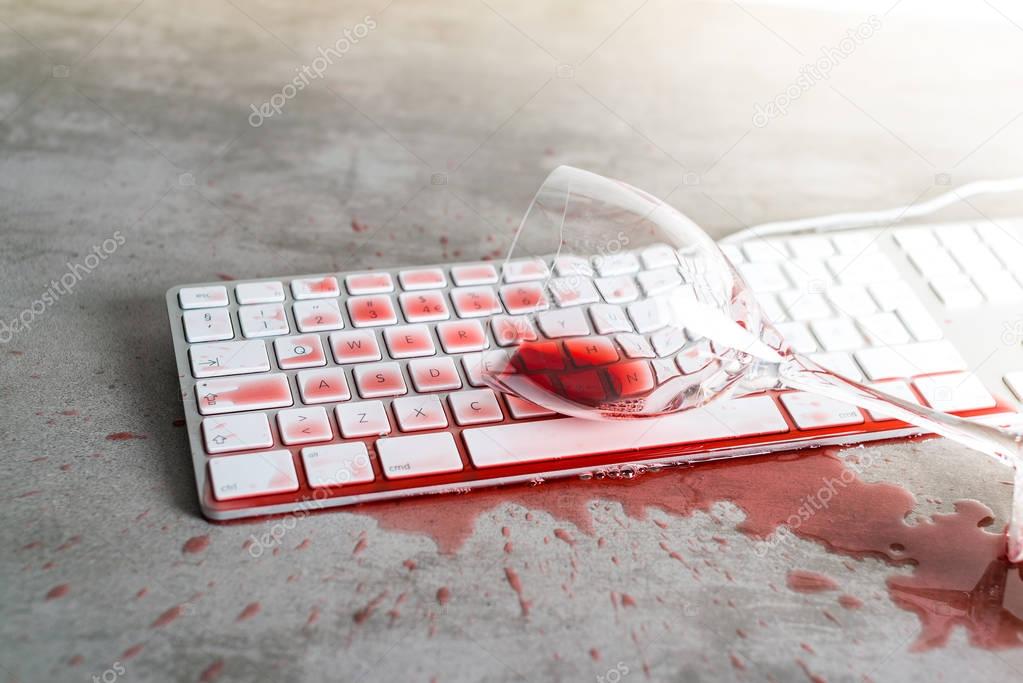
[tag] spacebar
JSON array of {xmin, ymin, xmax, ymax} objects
[{"xmin": 463, "ymin": 395, "xmax": 789, "ymax": 468}]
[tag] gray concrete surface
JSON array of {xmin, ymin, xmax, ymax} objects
[{"xmin": 3, "ymin": 1, "xmax": 1023, "ymax": 681}]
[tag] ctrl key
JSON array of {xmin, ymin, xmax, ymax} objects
[
  {"xmin": 376, "ymin": 432, "xmax": 463, "ymax": 480},
  {"xmin": 208, "ymin": 450, "xmax": 299, "ymax": 501}
]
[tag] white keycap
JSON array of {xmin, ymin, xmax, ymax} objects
[
  {"xmin": 829, "ymin": 253, "xmax": 898, "ymax": 285},
  {"xmin": 866, "ymin": 380, "xmax": 919, "ymax": 420},
  {"xmin": 377, "ymin": 432, "xmax": 463, "ymax": 479},
  {"xmin": 451, "ymin": 264, "xmax": 498, "ymax": 286},
  {"xmin": 503, "ymin": 258, "xmax": 549, "ymax": 283},
  {"xmin": 235, "ymin": 281, "xmax": 285, "ymax": 305},
  {"xmin": 616, "ymin": 333, "xmax": 655, "ymax": 358},
  {"xmin": 972, "ymin": 270, "xmax": 1023, "ymax": 303},
  {"xmin": 293, "ymin": 299, "xmax": 345, "ymax": 332},
  {"xmin": 345, "ymin": 272, "xmax": 394, "ymax": 295},
  {"xmin": 934, "ymin": 224, "xmax": 977, "ymax": 250},
  {"xmin": 383, "ymin": 324, "xmax": 436, "ymax": 359},
  {"xmin": 757, "ymin": 293, "xmax": 787, "ymax": 323},
  {"xmin": 297, "ymin": 368, "xmax": 350, "ymax": 404},
  {"xmin": 930, "ymin": 275, "xmax": 984, "ymax": 309},
  {"xmin": 196, "ymin": 374, "xmax": 293, "ymax": 415},
  {"xmin": 448, "ymin": 389, "xmax": 504, "ymax": 425},
  {"xmin": 627, "ymin": 297, "xmax": 672, "ymax": 334},
  {"xmin": 393, "ymin": 395, "xmax": 449, "ymax": 432},
  {"xmin": 537, "ymin": 307, "xmax": 591, "ymax": 338},
  {"xmin": 202, "ymin": 413, "xmax": 273, "ymax": 454},
  {"xmin": 809, "ymin": 318, "xmax": 864, "ymax": 352},
  {"xmin": 549, "ymin": 277, "xmax": 601, "ymax": 307},
  {"xmin": 741, "ymin": 238, "xmax": 788, "ymax": 262},
  {"xmin": 353, "ymin": 362, "xmax": 407, "ymax": 398},
  {"xmin": 782, "ymin": 259, "xmax": 833, "ymax": 290},
  {"xmin": 825, "ymin": 285, "xmax": 877, "ymax": 317},
  {"xmin": 774, "ymin": 321, "xmax": 818, "ymax": 353},
  {"xmin": 491, "ymin": 315, "xmax": 538, "ymax": 347},
  {"xmin": 914, "ymin": 373, "xmax": 996, "ymax": 413},
  {"xmin": 779, "ymin": 291, "xmax": 831, "ymax": 321},
  {"xmin": 640, "ymin": 245, "xmax": 678, "ymax": 269},
  {"xmin": 408, "ymin": 356, "xmax": 462, "ymax": 392},
  {"xmin": 589, "ymin": 304, "xmax": 633, "ymax": 334},
  {"xmin": 908, "ymin": 248, "xmax": 960, "ymax": 279},
  {"xmin": 869, "ymin": 281, "xmax": 917, "ymax": 312},
  {"xmin": 895, "ymin": 303, "xmax": 943, "ymax": 342},
  {"xmin": 461, "ymin": 352, "xmax": 503, "ymax": 388},
  {"xmin": 208, "ymin": 450, "xmax": 298, "ymax": 501},
  {"xmin": 464, "ymin": 395, "xmax": 787, "ymax": 468},
  {"xmin": 807, "ymin": 351, "xmax": 864, "ymax": 381},
  {"xmin": 179, "ymin": 286, "xmax": 228, "ymax": 309},
  {"xmin": 780, "ymin": 392, "xmax": 864, "ymax": 429},
  {"xmin": 595, "ymin": 276, "xmax": 639, "ymax": 303},
  {"xmin": 857, "ymin": 312, "xmax": 911, "ymax": 346},
  {"xmin": 274, "ymin": 334, "xmax": 327, "ymax": 369},
  {"xmin": 860, "ymin": 341, "xmax": 966, "ymax": 380},
  {"xmin": 893, "ymin": 228, "xmax": 939, "ymax": 252},
  {"xmin": 677, "ymin": 340, "xmax": 715, "ymax": 374},
  {"xmin": 329, "ymin": 330, "xmax": 382, "ymax": 364},
  {"xmin": 336, "ymin": 401, "xmax": 391, "ymax": 438},
  {"xmin": 651, "ymin": 327, "xmax": 687, "ymax": 357},
  {"xmin": 738, "ymin": 262, "xmax": 789, "ymax": 292},
  {"xmin": 637, "ymin": 267, "xmax": 683, "ymax": 296},
  {"xmin": 553, "ymin": 254, "xmax": 594, "ymax": 277},
  {"xmin": 594, "ymin": 253, "xmax": 640, "ymax": 277},
  {"xmin": 787, "ymin": 235, "xmax": 834, "ymax": 260},
  {"xmin": 277, "ymin": 407, "xmax": 333, "ymax": 445},
  {"xmin": 953, "ymin": 245, "xmax": 1002, "ymax": 274},
  {"xmin": 302, "ymin": 443, "xmax": 374, "ymax": 487},
  {"xmin": 183, "ymin": 308, "xmax": 234, "ymax": 343},
  {"xmin": 854, "ymin": 347, "xmax": 916, "ymax": 381},
  {"xmin": 831, "ymin": 231, "xmax": 881, "ymax": 254},
  {"xmin": 505, "ymin": 395, "xmax": 556, "ymax": 419},
  {"xmin": 1004, "ymin": 372, "xmax": 1023, "ymax": 401},
  {"xmin": 239, "ymin": 304, "xmax": 290, "ymax": 338},
  {"xmin": 719, "ymin": 244, "xmax": 744, "ymax": 264},
  {"xmin": 189, "ymin": 340, "xmax": 270, "ymax": 378},
  {"xmin": 399, "ymin": 267, "xmax": 447, "ymax": 291},
  {"xmin": 291, "ymin": 276, "xmax": 341, "ymax": 299}
]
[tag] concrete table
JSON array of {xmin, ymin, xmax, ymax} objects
[{"xmin": 3, "ymin": 1, "xmax": 1023, "ymax": 681}]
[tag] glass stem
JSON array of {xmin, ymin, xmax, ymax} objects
[{"xmin": 775, "ymin": 352, "xmax": 1023, "ymax": 561}]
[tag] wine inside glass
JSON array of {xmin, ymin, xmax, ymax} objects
[{"xmin": 481, "ymin": 165, "xmax": 1023, "ymax": 560}]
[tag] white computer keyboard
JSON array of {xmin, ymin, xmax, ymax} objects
[{"xmin": 166, "ymin": 219, "xmax": 1023, "ymax": 521}]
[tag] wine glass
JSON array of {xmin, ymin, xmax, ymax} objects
[{"xmin": 481, "ymin": 165, "xmax": 1023, "ymax": 560}]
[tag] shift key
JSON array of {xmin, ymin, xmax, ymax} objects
[{"xmin": 196, "ymin": 374, "xmax": 293, "ymax": 415}]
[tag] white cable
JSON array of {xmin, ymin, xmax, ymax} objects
[{"xmin": 721, "ymin": 176, "xmax": 1023, "ymax": 243}]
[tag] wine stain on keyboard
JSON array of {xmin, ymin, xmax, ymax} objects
[{"xmin": 356, "ymin": 448, "xmax": 1022, "ymax": 651}]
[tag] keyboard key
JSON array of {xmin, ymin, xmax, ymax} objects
[
  {"xmin": 807, "ymin": 351, "xmax": 864, "ymax": 381},
  {"xmin": 825, "ymin": 285, "xmax": 877, "ymax": 317},
  {"xmin": 449, "ymin": 389, "xmax": 504, "ymax": 425},
  {"xmin": 183, "ymin": 308, "xmax": 234, "ymax": 343},
  {"xmin": 346, "ymin": 272, "xmax": 394, "ymax": 295},
  {"xmin": 294, "ymin": 299, "xmax": 345, "ymax": 332},
  {"xmin": 595, "ymin": 276, "xmax": 639, "ymax": 303},
  {"xmin": 782, "ymin": 259, "xmax": 833, "ymax": 290},
  {"xmin": 865, "ymin": 380, "xmax": 919, "ymax": 420},
  {"xmin": 809, "ymin": 318, "xmax": 865, "ymax": 352},
  {"xmin": 274, "ymin": 334, "xmax": 327, "ymax": 369},
  {"xmin": 408, "ymin": 356, "xmax": 462, "ymax": 392},
  {"xmin": 594, "ymin": 253, "xmax": 640, "ymax": 277},
  {"xmin": 589, "ymin": 304, "xmax": 633, "ymax": 334},
  {"xmin": 606, "ymin": 360, "xmax": 655, "ymax": 397},
  {"xmin": 787, "ymin": 235, "xmax": 834, "ymax": 259},
  {"xmin": 451, "ymin": 286, "xmax": 502, "ymax": 318},
  {"xmin": 437, "ymin": 319, "xmax": 488, "ymax": 353},
  {"xmin": 780, "ymin": 392, "xmax": 864, "ymax": 429},
  {"xmin": 637, "ymin": 267, "xmax": 683, "ymax": 296},
  {"xmin": 235, "ymin": 281, "xmax": 285, "ymax": 305},
  {"xmin": 353, "ymin": 362, "xmax": 407, "ymax": 398},
  {"xmin": 549, "ymin": 277, "xmax": 600, "ymax": 307},
  {"xmin": 491, "ymin": 315, "xmax": 538, "ymax": 346},
  {"xmin": 779, "ymin": 291, "xmax": 831, "ymax": 321},
  {"xmin": 179, "ymin": 285, "xmax": 228, "ymax": 309},
  {"xmin": 856, "ymin": 312, "xmax": 911, "ymax": 346},
  {"xmin": 869, "ymin": 281, "xmax": 916, "ymax": 312},
  {"xmin": 462, "ymin": 352, "xmax": 499, "ymax": 387},
  {"xmin": 277, "ymin": 407, "xmax": 333, "ymax": 445},
  {"xmin": 291, "ymin": 276, "xmax": 340, "ymax": 300},
  {"xmin": 893, "ymin": 228, "xmax": 939, "ymax": 252},
  {"xmin": 400, "ymin": 290, "xmax": 450, "ymax": 322},
  {"xmin": 347, "ymin": 295, "xmax": 398, "ymax": 327},
  {"xmin": 829, "ymin": 253, "xmax": 898, "ymax": 285},
  {"xmin": 500, "ymin": 283, "xmax": 549, "ymax": 315},
  {"xmin": 742, "ymin": 238, "xmax": 788, "ymax": 262},
  {"xmin": 505, "ymin": 394, "xmax": 556, "ymax": 419},
  {"xmin": 628, "ymin": 297, "xmax": 672, "ymax": 333},
  {"xmin": 538, "ymin": 307, "xmax": 591, "ymax": 337},
  {"xmin": 463, "ymin": 395, "xmax": 787, "ymax": 468},
  {"xmin": 831, "ymin": 231, "xmax": 881, "ymax": 254},
  {"xmin": 190, "ymin": 340, "xmax": 270, "ymax": 378},
  {"xmin": 376, "ymin": 432, "xmax": 463, "ymax": 479},
  {"xmin": 451, "ymin": 264, "xmax": 498, "ymax": 286},
  {"xmin": 565, "ymin": 336, "xmax": 619, "ymax": 366},
  {"xmin": 399, "ymin": 267, "xmax": 446, "ymax": 291},
  {"xmin": 1003, "ymin": 372, "xmax": 1023, "ymax": 401},
  {"xmin": 972, "ymin": 270, "xmax": 1023, "ymax": 303},
  {"xmin": 297, "ymin": 368, "xmax": 351, "ymax": 404},
  {"xmin": 517, "ymin": 341, "xmax": 564, "ymax": 371},
  {"xmin": 239, "ymin": 304, "xmax": 290, "ymax": 338},
  {"xmin": 931, "ymin": 275, "xmax": 984, "ymax": 308},
  {"xmin": 934, "ymin": 224, "xmax": 977, "ymax": 250},
  {"xmin": 907, "ymin": 248, "xmax": 960, "ymax": 279},
  {"xmin": 858, "ymin": 341, "xmax": 966, "ymax": 380},
  {"xmin": 854, "ymin": 347, "xmax": 915, "ymax": 380},
  {"xmin": 209, "ymin": 450, "xmax": 298, "ymax": 501},
  {"xmin": 774, "ymin": 321, "xmax": 818, "ymax": 353},
  {"xmin": 503, "ymin": 258, "xmax": 549, "ymax": 283},
  {"xmin": 393, "ymin": 395, "xmax": 449, "ymax": 432},
  {"xmin": 554, "ymin": 255, "xmax": 594, "ymax": 277},
  {"xmin": 336, "ymin": 401, "xmax": 391, "ymax": 437},
  {"xmin": 914, "ymin": 373, "xmax": 996, "ymax": 412},
  {"xmin": 738, "ymin": 262, "xmax": 789, "ymax": 292},
  {"xmin": 196, "ymin": 374, "xmax": 293, "ymax": 415},
  {"xmin": 677, "ymin": 340, "xmax": 715, "ymax": 374},
  {"xmin": 953, "ymin": 245, "xmax": 1002, "ymax": 274},
  {"xmin": 616, "ymin": 333, "xmax": 655, "ymax": 359},
  {"xmin": 329, "ymin": 330, "xmax": 382, "ymax": 363},
  {"xmin": 302, "ymin": 443, "xmax": 374, "ymax": 487},
  {"xmin": 202, "ymin": 413, "xmax": 274, "ymax": 454},
  {"xmin": 640, "ymin": 245, "xmax": 678, "ymax": 269},
  {"xmin": 895, "ymin": 303, "xmax": 943, "ymax": 342},
  {"xmin": 383, "ymin": 324, "xmax": 436, "ymax": 359}
]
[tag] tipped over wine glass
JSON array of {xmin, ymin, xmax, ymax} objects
[{"xmin": 482, "ymin": 166, "xmax": 1023, "ymax": 561}]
